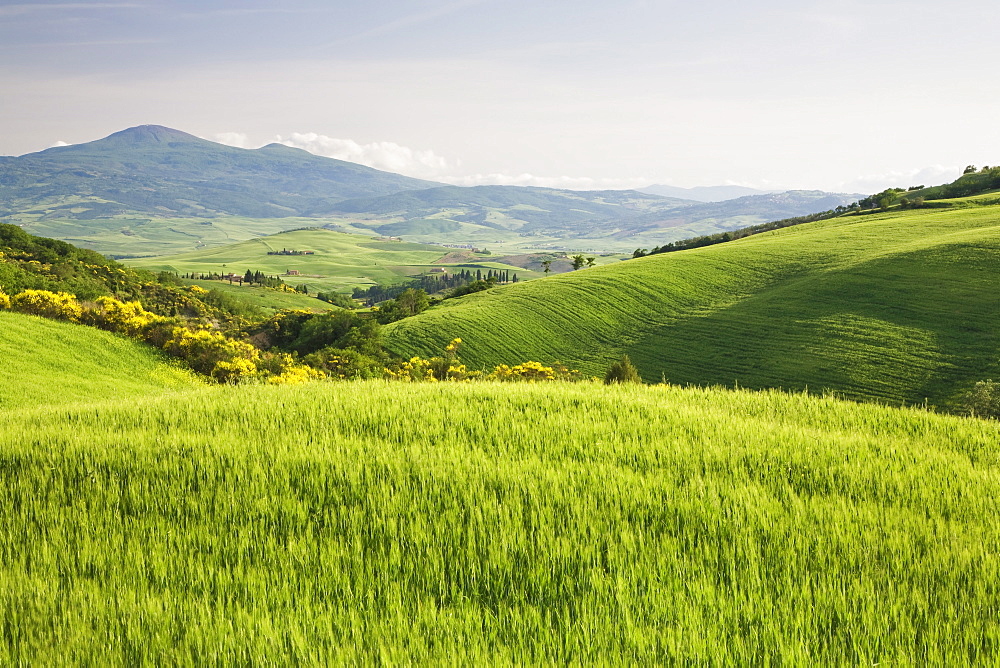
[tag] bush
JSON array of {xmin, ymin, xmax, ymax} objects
[
  {"xmin": 488, "ymin": 361, "xmax": 557, "ymax": 382},
  {"xmin": 81, "ymin": 296, "xmax": 161, "ymax": 337},
  {"xmin": 604, "ymin": 355, "xmax": 642, "ymax": 384},
  {"xmin": 0, "ymin": 290, "xmax": 9, "ymax": 310},
  {"xmin": 162, "ymin": 327, "xmax": 261, "ymax": 383},
  {"xmin": 304, "ymin": 347, "xmax": 386, "ymax": 380},
  {"xmin": 10, "ymin": 289, "xmax": 83, "ymax": 321},
  {"xmin": 315, "ymin": 292, "xmax": 358, "ymax": 309},
  {"xmin": 963, "ymin": 380, "xmax": 1000, "ymax": 419}
]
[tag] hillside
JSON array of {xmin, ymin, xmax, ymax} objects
[
  {"xmin": 383, "ymin": 194, "xmax": 1000, "ymax": 407},
  {"xmin": 2, "ymin": 380, "xmax": 997, "ymax": 662},
  {"xmin": 1, "ymin": 126, "xmax": 860, "ymax": 257},
  {"xmin": 0, "ymin": 125, "xmax": 440, "ymax": 220},
  {"xmin": 639, "ymin": 183, "xmax": 770, "ymax": 202},
  {"xmin": 123, "ymin": 227, "xmax": 542, "ymax": 293},
  {"xmin": 325, "ymin": 186, "xmax": 862, "ymax": 253},
  {"xmin": 0, "ymin": 311, "xmax": 199, "ymax": 409}
]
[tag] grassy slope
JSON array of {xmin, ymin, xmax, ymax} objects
[
  {"xmin": 183, "ymin": 278, "xmax": 334, "ymax": 312},
  {"xmin": 1, "ymin": 381, "xmax": 997, "ymax": 663},
  {"xmin": 0, "ymin": 311, "xmax": 199, "ymax": 409},
  {"xmin": 125, "ymin": 228, "xmax": 546, "ymax": 293},
  {"xmin": 18, "ymin": 215, "xmax": 329, "ymax": 258},
  {"xmin": 384, "ymin": 197, "xmax": 1000, "ymax": 407}
]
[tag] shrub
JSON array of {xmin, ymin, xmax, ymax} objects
[
  {"xmin": 0, "ymin": 290, "xmax": 9, "ymax": 310},
  {"xmin": 82, "ymin": 296, "xmax": 161, "ymax": 337},
  {"xmin": 963, "ymin": 380, "xmax": 1000, "ymax": 419},
  {"xmin": 304, "ymin": 348, "xmax": 386, "ymax": 380},
  {"xmin": 162, "ymin": 327, "xmax": 260, "ymax": 383},
  {"xmin": 604, "ymin": 355, "xmax": 642, "ymax": 384},
  {"xmin": 488, "ymin": 361, "xmax": 557, "ymax": 382},
  {"xmin": 10, "ymin": 289, "xmax": 83, "ymax": 321}
]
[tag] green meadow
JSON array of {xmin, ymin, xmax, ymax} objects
[
  {"xmin": 0, "ymin": 311, "xmax": 199, "ymax": 410},
  {"xmin": 16, "ymin": 215, "xmax": 322, "ymax": 258},
  {"xmin": 1, "ymin": 375, "xmax": 998, "ymax": 663},
  {"xmin": 184, "ymin": 278, "xmax": 334, "ymax": 312},
  {"xmin": 384, "ymin": 196, "xmax": 1000, "ymax": 408},
  {"xmin": 125, "ymin": 227, "xmax": 546, "ymax": 293}
]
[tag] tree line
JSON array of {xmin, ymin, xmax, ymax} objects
[{"xmin": 352, "ymin": 268, "xmax": 518, "ymax": 306}]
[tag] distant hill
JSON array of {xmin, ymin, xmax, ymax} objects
[
  {"xmin": 324, "ymin": 186, "xmax": 863, "ymax": 251},
  {"xmin": 0, "ymin": 125, "xmax": 441, "ymax": 219},
  {"xmin": 0, "ymin": 125, "xmax": 861, "ymax": 255},
  {"xmin": 383, "ymin": 192, "xmax": 1000, "ymax": 408},
  {"xmin": 322, "ymin": 185, "xmax": 696, "ymax": 233},
  {"xmin": 639, "ymin": 184, "xmax": 772, "ymax": 202}
]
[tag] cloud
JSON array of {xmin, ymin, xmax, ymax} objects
[
  {"xmin": 837, "ymin": 165, "xmax": 963, "ymax": 194},
  {"xmin": 276, "ymin": 132, "xmax": 453, "ymax": 178},
  {"xmin": 49, "ymin": 140, "xmax": 70, "ymax": 148},
  {"xmin": 213, "ymin": 132, "xmax": 250, "ymax": 148},
  {"xmin": 215, "ymin": 130, "xmax": 652, "ymax": 190}
]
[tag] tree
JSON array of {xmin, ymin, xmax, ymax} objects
[
  {"xmin": 604, "ymin": 355, "xmax": 642, "ymax": 384},
  {"xmin": 586, "ymin": 257, "xmax": 596, "ymax": 268},
  {"xmin": 963, "ymin": 380, "xmax": 1000, "ymax": 419},
  {"xmin": 964, "ymin": 165, "xmax": 977, "ymax": 174},
  {"xmin": 571, "ymin": 254, "xmax": 586, "ymax": 271},
  {"xmin": 633, "ymin": 249, "xmax": 648, "ymax": 258},
  {"xmin": 541, "ymin": 260, "xmax": 552, "ymax": 275}
]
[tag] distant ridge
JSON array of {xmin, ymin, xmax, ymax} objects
[
  {"xmin": 0, "ymin": 125, "xmax": 443, "ymax": 219},
  {"xmin": 639, "ymin": 184, "xmax": 774, "ymax": 202}
]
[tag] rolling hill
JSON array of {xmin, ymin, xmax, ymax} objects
[
  {"xmin": 123, "ymin": 227, "xmax": 546, "ymax": 293},
  {"xmin": 638, "ymin": 183, "xmax": 771, "ymax": 201},
  {"xmin": 383, "ymin": 193, "xmax": 1000, "ymax": 408},
  {"xmin": 323, "ymin": 186, "xmax": 862, "ymax": 253},
  {"xmin": 2, "ymin": 379, "xmax": 997, "ymax": 662},
  {"xmin": 1, "ymin": 125, "xmax": 861, "ymax": 256},
  {"xmin": 0, "ymin": 311, "xmax": 199, "ymax": 409}
]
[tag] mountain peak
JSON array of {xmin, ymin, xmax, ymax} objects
[{"xmin": 104, "ymin": 125, "xmax": 202, "ymax": 145}]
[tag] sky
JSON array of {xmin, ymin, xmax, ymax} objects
[{"xmin": 1, "ymin": 0, "xmax": 998, "ymax": 193}]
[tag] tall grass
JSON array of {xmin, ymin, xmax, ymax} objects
[{"xmin": 2, "ymin": 381, "xmax": 997, "ymax": 663}]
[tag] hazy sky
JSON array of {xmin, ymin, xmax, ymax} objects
[{"xmin": 2, "ymin": 0, "xmax": 998, "ymax": 192}]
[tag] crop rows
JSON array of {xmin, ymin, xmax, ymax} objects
[{"xmin": 385, "ymin": 202, "xmax": 1000, "ymax": 407}]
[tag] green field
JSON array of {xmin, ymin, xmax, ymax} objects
[
  {"xmin": 184, "ymin": 278, "xmax": 336, "ymax": 312},
  {"xmin": 124, "ymin": 227, "xmax": 550, "ymax": 293},
  {"xmin": 384, "ymin": 195, "xmax": 1000, "ymax": 408},
  {"xmin": 0, "ymin": 311, "xmax": 199, "ymax": 409},
  {"xmin": 1, "ymin": 376, "xmax": 997, "ymax": 663},
  {"xmin": 15, "ymin": 215, "xmax": 324, "ymax": 258}
]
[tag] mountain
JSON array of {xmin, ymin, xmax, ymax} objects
[
  {"xmin": 0, "ymin": 125, "xmax": 862, "ymax": 256},
  {"xmin": 321, "ymin": 185, "xmax": 697, "ymax": 232},
  {"xmin": 383, "ymin": 192, "xmax": 1000, "ymax": 408},
  {"xmin": 639, "ymin": 184, "xmax": 772, "ymax": 202},
  {"xmin": 323, "ymin": 185, "xmax": 862, "ymax": 251},
  {"xmin": 0, "ymin": 125, "xmax": 442, "ymax": 219}
]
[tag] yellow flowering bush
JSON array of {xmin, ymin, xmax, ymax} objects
[
  {"xmin": 488, "ymin": 361, "xmax": 557, "ymax": 382},
  {"xmin": 267, "ymin": 365, "xmax": 324, "ymax": 385},
  {"xmin": 82, "ymin": 296, "xmax": 162, "ymax": 337},
  {"xmin": 10, "ymin": 289, "xmax": 83, "ymax": 321},
  {"xmin": 386, "ymin": 356, "xmax": 439, "ymax": 382},
  {"xmin": 162, "ymin": 327, "xmax": 261, "ymax": 383},
  {"xmin": 0, "ymin": 290, "xmax": 10, "ymax": 310}
]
